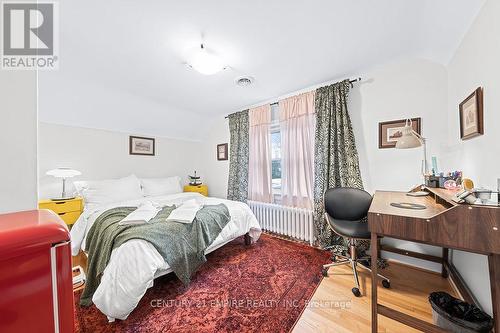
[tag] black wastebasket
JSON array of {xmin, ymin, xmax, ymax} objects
[{"xmin": 429, "ymin": 292, "xmax": 493, "ymax": 333}]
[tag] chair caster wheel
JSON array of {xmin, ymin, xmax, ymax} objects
[
  {"xmin": 322, "ymin": 268, "xmax": 329, "ymax": 277},
  {"xmin": 382, "ymin": 280, "xmax": 390, "ymax": 288},
  {"xmin": 352, "ymin": 287, "xmax": 361, "ymax": 297}
]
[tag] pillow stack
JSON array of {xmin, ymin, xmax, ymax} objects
[
  {"xmin": 74, "ymin": 174, "xmax": 143, "ymax": 206},
  {"xmin": 140, "ymin": 176, "xmax": 182, "ymax": 197},
  {"xmin": 73, "ymin": 174, "xmax": 184, "ymax": 206}
]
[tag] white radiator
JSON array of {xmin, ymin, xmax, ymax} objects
[{"xmin": 248, "ymin": 201, "xmax": 315, "ymax": 245}]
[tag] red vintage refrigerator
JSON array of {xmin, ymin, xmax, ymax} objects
[{"xmin": 0, "ymin": 210, "xmax": 74, "ymax": 333}]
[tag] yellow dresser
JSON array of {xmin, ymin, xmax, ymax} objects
[
  {"xmin": 39, "ymin": 197, "xmax": 84, "ymax": 227},
  {"xmin": 183, "ymin": 184, "xmax": 208, "ymax": 196}
]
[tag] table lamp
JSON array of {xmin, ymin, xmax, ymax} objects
[
  {"xmin": 395, "ymin": 119, "xmax": 429, "ymax": 183},
  {"xmin": 46, "ymin": 168, "xmax": 82, "ymax": 200}
]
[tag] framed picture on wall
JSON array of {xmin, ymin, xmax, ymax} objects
[
  {"xmin": 217, "ymin": 143, "xmax": 228, "ymax": 160},
  {"xmin": 459, "ymin": 87, "xmax": 483, "ymax": 140},
  {"xmin": 129, "ymin": 136, "xmax": 155, "ymax": 156},
  {"xmin": 378, "ymin": 118, "xmax": 421, "ymax": 149}
]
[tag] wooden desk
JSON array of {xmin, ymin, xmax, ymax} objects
[{"xmin": 369, "ymin": 188, "xmax": 500, "ymax": 333}]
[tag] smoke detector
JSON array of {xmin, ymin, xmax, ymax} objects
[{"xmin": 235, "ymin": 76, "xmax": 254, "ymax": 87}]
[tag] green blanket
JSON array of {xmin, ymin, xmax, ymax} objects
[{"xmin": 80, "ymin": 204, "xmax": 230, "ymax": 306}]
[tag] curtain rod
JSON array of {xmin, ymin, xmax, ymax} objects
[{"xmin": 225, "ymin": 77, "xmax": 361, "ymax": 119}]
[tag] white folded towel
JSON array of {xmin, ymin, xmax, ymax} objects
[
  {"xmin": 166, "ymin": 199, "xmax": 202, "ymax": 224},
  {"xmin": 119, "ymin": 201, "xmax": 160, "ymax": 225}
]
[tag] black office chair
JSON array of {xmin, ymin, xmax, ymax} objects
[{"xmin": 321, "ymin": 187, "xmax": 390, "ymax": 297}]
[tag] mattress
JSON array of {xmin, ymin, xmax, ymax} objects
[{"xmin": 70, "ymin": 192, "xmax": 262, "ymax": 321}]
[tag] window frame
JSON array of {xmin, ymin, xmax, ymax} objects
[{"xmin": 270, "ymin": 105, "xmax": 282, "ymax": 204}]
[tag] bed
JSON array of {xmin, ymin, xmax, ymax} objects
[{"xmin": 70, "ymin": 176, "xmax": 261, "ymax": 322}]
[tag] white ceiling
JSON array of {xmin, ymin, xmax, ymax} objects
[{"xmin": 39, "ymin": 0, "xmax": 485, "ymax": 139}]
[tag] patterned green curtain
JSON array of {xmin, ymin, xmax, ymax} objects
[
  {"xmin": 313, "ymin": 80, "xmax": 364, "ymax": 250},
  {"xmin": 227, "ymin": 110, "xmax": 249, "ymax": 202}
]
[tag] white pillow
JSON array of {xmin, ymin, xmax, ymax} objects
[
  {"xmin": 140, "ymin": 176, "xmax": 182, "ymax": 197},
  {"xmin": 73, "ymin": 174, "xmax": 143, "ymax": 205}
]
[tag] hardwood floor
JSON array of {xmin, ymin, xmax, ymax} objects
[
  {"xmin": 72, "ymin": 251, "xmax": 87, "ymax": 270},
  {"xmin": 293, "ymin": 261, "xmax": 458, "ymax": 333},
  {"xmin": 72, "ymin": 251, "xmax": 88, "ymax": 292},
  {"xmin": 72, "ymin": 249, "xmax": 457, "ymax": 332}
]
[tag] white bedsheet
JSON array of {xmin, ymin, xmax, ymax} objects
[{"xmin": 70, "ymin": 192, "xmax": 262, "ymax": 321}]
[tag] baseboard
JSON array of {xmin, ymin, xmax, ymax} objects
[
  {"xmin": 386, "ymin": 259, "xmax": 480, "ymax": 309},
  {"xmin": 385, "ymin": 258, "xmax": 442, "ymax": 276},
  {"xmin": 261, "ymin": 231, "xmax": 319, "ymax": 248},
  {"xmin": 272, "ymin": 234, "xmax": 481, "ymax": 309},
  {"xmin": 445, "ymin": 261, "xmax": 481, "ymax": 309}
]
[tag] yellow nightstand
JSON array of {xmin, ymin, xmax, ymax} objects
[
  {"xmin": 38, "ymin": 197, "xmax": 84, "ymax": 227},
  {"xmin": 183, "ymin": 184, "xmax": 208, "ymax": 196}
]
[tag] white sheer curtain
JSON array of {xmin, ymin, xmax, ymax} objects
[
  {"xmin": 248, "ymin": 104, "xmax": 273, "ymax": 203},
  {"xmin": 279, "ymin": 91, "xmax": 315, "ymax": 209}
]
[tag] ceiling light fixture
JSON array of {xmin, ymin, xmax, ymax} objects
[{"xmin": 187, "ymin": 44, "xmax": 226, "ymax": 75}]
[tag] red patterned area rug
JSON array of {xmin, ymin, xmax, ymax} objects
[{"xmin": 74, "ymin": 234, "xmax": 330, "ymax": 333}]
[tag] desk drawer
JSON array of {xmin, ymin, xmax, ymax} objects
[
  {"xmin": 183, "ymin": 185, "xmax": 208, "ymax": 196},
  {"xmin": 39, "ymin": 200, "xmax": 82, "ymax": 214},
  {"xmin": 369, "ymin": 205, "xmax": 500, "ymax": 255}
]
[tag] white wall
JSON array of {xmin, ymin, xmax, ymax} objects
[
  {"xmin": 442, "ymin": 0, "xmax": 500, "ymax": 316},
  {"xmin": 352, "ymin": 59, "xmax": 448, "ymax": 194},
  {"xmin": 35, "ymin": 0, "xmax": 496, "ymax": 312},
  {"xmin": 198, "ymin": 118, "xmax": 230, "ymax": 199},
  {"xmin": 202, "ymin": 59, "xmax": 449, "ymax": 271},
  {"xmin": 38, "ymin": 122, "xmax": 202, "ymax": 199},
  {"xmin": 38, "ymin": 73, "xmax": 212, "ymax": 142},
  {"xmin": 0, "ymin": 71, "xmax": 38, "ymax": 213},
  {"xmin": 444, "ymin": 0, "xmax": 499, "ymax": 190},
  {"xmin": 351, "ymin": 59, "xmax": 449, "ymax": 272}
]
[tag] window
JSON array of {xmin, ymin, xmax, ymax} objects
[{"xmin": 270, "ymin": 104, "xmax": 281, "ymax": 204}]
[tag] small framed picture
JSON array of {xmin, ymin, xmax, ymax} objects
[
  {"xmin": 129, "ymin": 136, "xmax": 155, "ymax": 156},
  {"xmin": 459, "ymin": 87, "xmax": 483, "ymax": 140},
  {"xmin": 378, "ymin": 118, "xmax": 421, "ymax": 149},
  {"xmin": 217, "ymin": 143, "xmax": 228, "ymax": 160}
]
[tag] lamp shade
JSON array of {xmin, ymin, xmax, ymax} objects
[
  {"xmin": 46, "ymin": 168, "xmax": 81, "ymax": 178},
  {"xmin": 395, "ymin": 121, "xmax": 422, "ymax": 149}
]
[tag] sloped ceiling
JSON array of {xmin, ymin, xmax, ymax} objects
[{"xmin": 39, "ymin": 0, "xmax": 485, "ymax": 140}]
